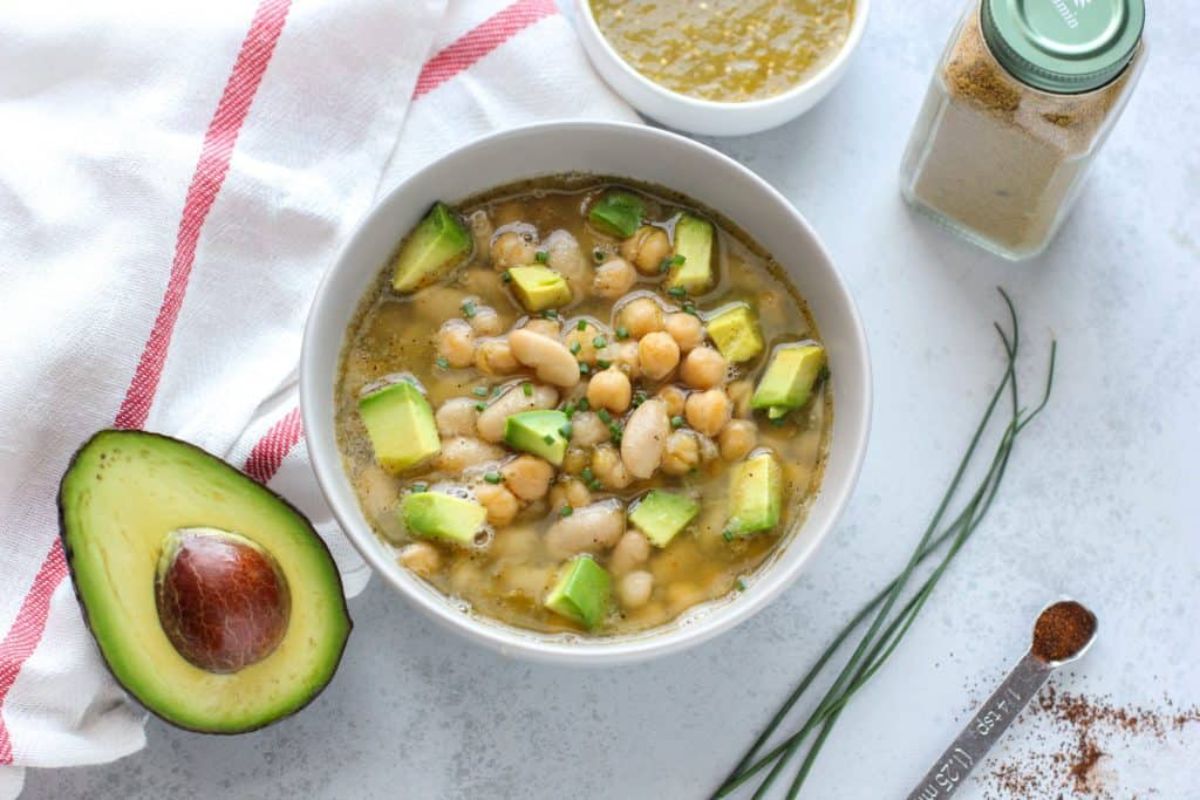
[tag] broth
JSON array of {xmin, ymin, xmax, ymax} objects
[{"xmin": 336, "ymin": 176, "xmax": 831, "ymax": 635}]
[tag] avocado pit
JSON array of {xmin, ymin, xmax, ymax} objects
[{"xmin": 155, "ymin": 527, "xmax": 290, "ymax": 673}]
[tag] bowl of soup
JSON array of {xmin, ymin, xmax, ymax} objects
[
  {"xmin": 302, "ymin": 122, "xmax": 869, "ymax": 664},
  {"xmin": 574, "ymin": 0, "xmax": 870, "ymax": 136}
]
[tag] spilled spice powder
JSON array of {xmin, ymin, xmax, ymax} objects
[{"xmin": 1031, "ymin": 600, "xmax": 1096, "ymax": 663}]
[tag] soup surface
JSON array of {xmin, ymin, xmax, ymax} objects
[
  {"xmin": 336, "ymin": 176, "xmax": 832, "ymax": 635},
  {"xmin": 590, "ymin": 0, "xmax": 855, "ymax": 102}
]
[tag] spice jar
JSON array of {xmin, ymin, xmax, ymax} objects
[{"xmin": 900, "ymin": 0, "xmax": 1145, "ymax": 260}]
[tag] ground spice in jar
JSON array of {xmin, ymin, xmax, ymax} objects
[
  {"xmin": 1030, "ymin": 600, "xmax": 1096, "ymax": 663},
  {"xmin": 900, "ymin": 0, "xmax": 1145, "ymax": 259}
]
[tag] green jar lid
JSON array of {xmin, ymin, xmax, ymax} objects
[{"xmin": 982, "ymin": 0, "xmax": 1144, "ymax": 94}]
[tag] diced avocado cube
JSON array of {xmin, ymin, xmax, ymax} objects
[
  {"xmin": 667, "ymin": 213, "xmax": 714, "ymax": 294},
  {"xmin": 358, "ymin": 381, "xmax": 441, "ymax": 473},
  {"xmin": 507, "ymin": 266, "xmax": 572, "ymax": 312},
  {"xmin": 629, "ymin": 490, "xmax": 700, "ymax": 548},
  {"xmin": 503, "ymin": 409, "xmax": 570, "ymax": 466},
  {"xmin": 544, "ymin": 555, "xmax": 612, "ymax": 629},
  {"xmin": 727, "ymin": 453, "xmax": 782, "ymax": 536},
  {"xmin": 402, "ymin": 491, "xmax": 487, "ymax": 545},
  {"xmin": 706, "ymin": 304, "xmax": 764, "ymax": 363},
  {"xmin": 750, "ymin": 344, "xmax": 827, "ymax": 417},
  {"xmin": 391, "ymin": 202, "xmax": 472, "ymax": 293},
  {"xmin": 588, "ymin": 191, "xmax": 645, "ymax": 238}
]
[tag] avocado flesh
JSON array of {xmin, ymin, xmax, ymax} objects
[
  {"xmin": 668, "ymin": 213, "xmax": 715, "ymax": 293},
  {"xmin": 588, "ymin": 191, "xmax": 644, "ymax": 238},
  {"xmin": 751, "ymin": 345, "xmax": 827, "ymax": 417},
  {"xmin": 507, "ymin": 266, "xmax": 572, "ymax": 312},
  {"xmin": 402, "ymin": 492, "xmax": 487, "ymax": 545},
  {"xmin": 544, "ymin": 556, "xmax": 612, "ymax": 629},
  {"xmin": 503, "ymin": 410, "xmax": 570, "ymax": 466},
  {"xmin": 358, "ymin": 381, "xmax": 440, "ymax": 473},
  {"xmin": 58, "ymin": 430, "xmax": 351, "ymax": 734},
  {"xmin": 391, "ymin": 202, "xmax": 472, "ymax": 293},
  {"xmin": 727, "ymin": 452, "xmax": 782, "ymax": 536},
  {"xmin": 706, "ymin": 304, "xmax": 764, "ymax": 363},
  {"xmin": 629, "ymin": 490, "xmax": 700, "ymax": 548}
]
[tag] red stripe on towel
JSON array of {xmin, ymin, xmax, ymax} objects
[
  {"xmin": 244, "ymin": 406, "xmax": 304, "ymax": 484},
  {"xmin": 413, "ymin": 0, "xmax": 557, "ymax": 99},
  {"xmin": 0, "ymin": 0, "xmax": 293, "ymax": 765}
]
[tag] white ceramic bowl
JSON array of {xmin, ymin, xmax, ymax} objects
[
  {"xmin": 302, "ymin": 122, "xmax": 870, "ymax": 665},
  {"xmin": 574, "ymin": 0, "xmax": 870, "ymax": 137}
]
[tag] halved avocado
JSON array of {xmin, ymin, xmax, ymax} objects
[{"xmin": 58, "ymin": 430, "xmax": 351, "ymax": 734}]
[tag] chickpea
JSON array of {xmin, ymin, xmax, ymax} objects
[
  {"xmin": 593, "ymin": 257, "xmax": 637, "ymax": 298},
  {"xmin": 592, "ymin": 443, "xmax": 632, "ymax": 490},
  {"xmin": 616, "ymin": 297, "xmax": 664, "ymax": 339},
  {"xmin": 656, "ymin": 385, "xmax": 687, "ymax": 418},
  {"xmin": 475, "ymin": 338, "xmax": 520, "ymax": 376},
  {"xmin": 501, "ymin": 455, "xmax": 555, "ymax": 501},
  {"xmin": 680, "ymin": 346, "xmax": 727, "ymax": 390},
  {"xmin": 490, "ymin": 229, "xmax": 537, "ymax": 270},
  {"xmin": 549, "ymin": 478, "xmax": 592, "ymax": 513},
  {"xmin": 617, "ymin": 571, "xmax": 654, "ymax": 609},
  {"xmin": 587, "ymin": 368, "xmax": 632, "ymax": 414},
  {"xmin": 570, "ymin": 411, "xmax": 611, "ymax": 447},
  {"xmin": 620, "ymin": 225, "xmax": 671, "ymax": 275},
  {"xmin": 562, "ymin": 446, "xmax": 590, "ymax": 475},
  {"xmin": 662, "ymin": 431, "xmax": 701, "ymax": 476},
  {"xmin": 469, "ymin": 304, "xmax": 504, "ymax": 336},
  {"xmin": 665, "ymin": 312, "xmax": 705, "ymax": 352},
  {"xmin": 728, "ymin": 379, "xmax": 755, "ymax": 419},
  {"xmin": 638, "ymin": 331, "xmax": 681, "ymax": 381},
  {"xmin": 719, "ymin": 420, "xmax": 758, "ymax": 462},
  {"xmin": 685, "ymin": 388, "xmax": 731, "ymax": 437},
  {"xmin": 435, "ymin": 398, "xmax": 479, "ymax": 438},
  {"xmin": 613, "ymin": 340, "xmax": 641, "ymax": 379},
  {"xmin": 522, "ymin": 317, "xmax": 561, "ymax": 338},
  {"xmin": 609, "ymin": 531, "xmax": 651, "ymax": 576},
  {"xmin": 475, "ymin": 482, "xmax": 519, "ymax": 526},
  {"xmin": 398, "ymin": 542, "xmax": 441, "ymax": 578},
  {"xmin": 563, "ymin": 321, "xmax": 606, "ymax": 366},
  {"xmin": 436, "ymin": 318, "xmax": 475, "ymax": 368},
  {"xmin": 697, "ymin": 434, "xmax": 720, "ymax": 463}
]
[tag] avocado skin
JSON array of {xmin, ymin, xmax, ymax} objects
[{"xmin": 57, "ymin": 429, "xmax": 352, "ymax": 735}]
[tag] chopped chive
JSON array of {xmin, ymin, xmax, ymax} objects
[
  {"xmin": 615, "ymin": 325, "xmax": 630, "ymax": 340},
  {"xmin": 683, "ymin": 301, "xmax": 699, "ymax": 317},
  {"xmin": 569, "ymin": 341, "xmax": 582, "ymax": 355},
  {"xmin": 411, "ymin": 482, "xmax": 428, "ymax": 493},
  {"xmin": 723, "ymin": 529, "xmax": 735, "ymax": 542},
  {"xmin": 502, "ymin": 270, "xmax": 512, "ymax": 283},
  {"xmin": 523, "ymin": 382, "xmax": 534, "ymax": 397},
  {"xmin": 563, "ymin": 401, "xmax": 577, "ymax": 418},
  {"xmin": 577, "ymin": 319, "xmax": 587, "ymax": 332},
  {"xmin": 543, "ymin": 434, "xmax": 555, "ymax": 445},
  {"xmin": 581, "ymin": 466, "xmax": 595, "ymax": 483},
  {"xmin": 632, "ymin": 391, "xmax": 647, "ymax": 407},
  {"xmin": 597, "ymin": 359, "xmax": 612, "ymax": 369},
  {"xmin": 435, "ymin": 356, "xmax": 450, "ymax": 369},
  {"xmin": 667, "ymin": 286, "xmax": 687, "ymax": 298},
  {"xmin": 474, "ymin": 401, "xmax": 486, "ymax": 412},
  {"xmin": 593, "ymin": 248, "xmax": 605, "ymax": 263},
  {"xmin": 597, "ymin": 408, "xmax": 612, "ymax": 423},
  {"xmin": 579, "ymin": 362, "xmax": 590, "ymax": 375},
  {"xmin": 770, "ymin": 415, "xmax": 788, "ymax": 427},
  {"xmin": 472, "ymin": 386, "xmax": 489, "ymax": 397},
  {"xmin": 541, "ymin": 309, "xmax": 559, "ymax": 320},
  {"xmin": 577, "ymin": 398, "xmax": 590, "ymax": 411},
  {"xmin": 671, "ymin": 415, "xmax": 685, "ymax": 429},
  {"xmin": 535, "ymin": 250, "xmax": 549, "ymax": 263},
  {"xmin": 660, "ymin": 254, "xmax": 685, "ymax": 274},
  {"xmin": 461, "ymin": 300, "xmax": 476, "ymax": 319},
  {"xmin": 593, "ymin": 336, "xmax": 608, "ymax": 349},
  {"xmin": 559, "ymin": 423, "xmax": 573, "ymax": 439},
  {"xmin": 559, "ymin": 505, "xmax": 574, "ymax": 518},
  {"xmin": 483, "ymin": 472, "xmax": 502, "ymax": 484},
  {"xmin": 492, "ymin": 385, "xmax": 503, "ymax": 396}
]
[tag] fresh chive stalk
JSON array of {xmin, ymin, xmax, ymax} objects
[{"xmin": 712, "ymin": 290, "xmax": 1057, "ymax": 799}]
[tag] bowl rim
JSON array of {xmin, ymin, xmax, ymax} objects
[
  {"xmin": 573, "ymin": 0, "xmax": 871, "ymax": 113},
  {"xmin": 301, "ymin": 120, "xmax": 871, "ymax": 665}
]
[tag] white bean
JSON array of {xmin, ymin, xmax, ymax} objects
[
  {"xmin": 475, "ymin": 383, "xmax": 558, "ymax": 442},
  {"xmin": 509, "ymin": 329, "xmax": 581, "ymax": 388},
  {"xmin": 609, "ymin": 530, "xmax": 651, "ymax": 576},
  {"xmin": 435, "ymin": 397, "xmax": 479, "ymax": 438},
  {"xmin": 617, "ymin": 571, "xmax": 654, "ymax": 609},
  {"xmin": 593, "ymin": 257, "xmax": 637, "ymax": 298},
  {"xmin": 621, "ymin": 398, "xmax": 670, "ymax": 479},
  {"xmin": 570, "ymin": 411, "xmax": 611, "ymax": 447},
  {"xmin": 544, "ymin": 499, "xmax": 626, "ymax": 559},
  {"xmin": 435, "ymin": 436, "xmax": 505, "ymax": 472}
]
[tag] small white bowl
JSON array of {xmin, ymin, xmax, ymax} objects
[
  {"xmin": 302, "ymin": 122, "xmax": 870, "ymax": 665},
  {"xmin": 574, "ymin": 0, "xmax": 870, "ymax": 137}
]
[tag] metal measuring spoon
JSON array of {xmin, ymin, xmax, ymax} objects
[{"xmin": 905, "ymin": 599, "xmax": 1098, "ymax": 800}]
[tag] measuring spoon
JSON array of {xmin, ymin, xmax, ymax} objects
[{"xmin": 905, "ymin": 599, "xmax": 1098, "ymax": 800}]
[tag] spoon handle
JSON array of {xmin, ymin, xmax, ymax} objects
[{"xmin": 905, "ymin": 652, "xmax": 1051, "ymax": 799}]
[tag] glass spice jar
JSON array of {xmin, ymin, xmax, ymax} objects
[{"xmin": 900, "ymin": 0, "xmax": 1146, "ymax": 260}]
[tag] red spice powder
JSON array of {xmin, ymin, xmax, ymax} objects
[{"xmin": 1031, "ymin": 600, "xmax": 1096, "ymax": 662}]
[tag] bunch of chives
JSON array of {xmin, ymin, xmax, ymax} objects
[{"xmin": 713, "ymin": 290, "xmax": 1057, "ymax": 799}]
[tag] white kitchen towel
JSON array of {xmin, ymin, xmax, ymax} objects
[{"xmin": 0, "ymin": 0, "xmax": 635, "ymax": 794}]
